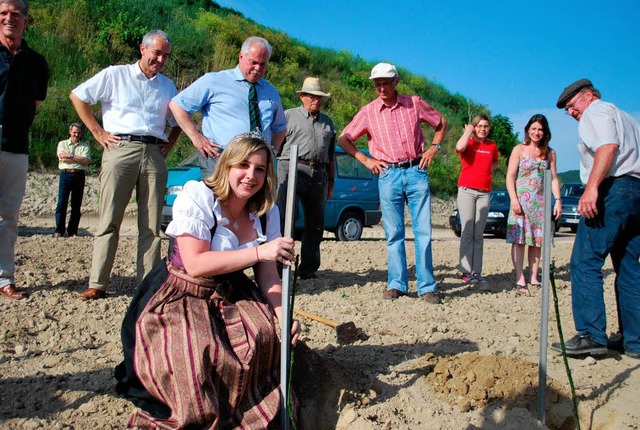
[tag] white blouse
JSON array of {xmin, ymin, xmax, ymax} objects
[{"xmin": 165, "ymin": 180, "xmax": 281, "ymax": 251}]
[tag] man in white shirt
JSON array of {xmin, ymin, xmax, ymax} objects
[
  {"xmin": 70, "ymin": 29, "xmax": 181, "ymax": 300},
  {"xmin": 553, "ymin": 79, "xmax": 640, "ymax": 358}
]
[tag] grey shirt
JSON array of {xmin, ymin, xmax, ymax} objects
[
  {"xmin": 578, "ymin": 99, "xmax": 640, "ymax": 183},
  {"xmin": 279, "ymin": 106, "xmax": 336, "ymax": 164}
]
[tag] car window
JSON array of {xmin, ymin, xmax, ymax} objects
[
  {"xmin": 561, "ymin": 184, "xmax": 585, "ymax": 198},
  {"xmin": 336, "ymin": 153, "xmax": 374, "ymax": 180},
  {"xmin": 491, "ymin": 190, "xmax": 510, "ymax": 205}
]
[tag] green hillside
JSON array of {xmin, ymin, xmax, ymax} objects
[{"xmin": 26, "ymin": 0, "xmax": 519, "ymax": 196}]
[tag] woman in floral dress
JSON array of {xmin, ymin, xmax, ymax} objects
[{"xmin": 505, "ymin": 114, "xmax": 561, "ymax": 295}]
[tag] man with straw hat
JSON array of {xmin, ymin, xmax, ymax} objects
[{"xmin": 276, "ymin": 77, "xmax": 336, "ymax": 280}]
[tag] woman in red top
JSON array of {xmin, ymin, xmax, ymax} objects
[{"xmin": 455, "ymin": 115, "xmax": 499, "ymax": 284}]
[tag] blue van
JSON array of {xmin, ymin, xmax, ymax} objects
[{"xmin": 161, "ymin": 147, "xmax": 381, "ymax": 241}]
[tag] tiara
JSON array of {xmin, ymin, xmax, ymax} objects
[{"xmin": 232, "ymin": 129, "xmax": 267, "ymax": 143}]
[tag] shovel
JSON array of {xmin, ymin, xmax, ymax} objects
[{"xmin": 293, "ymin": 309, "xmax": 359, "ymax": 344}]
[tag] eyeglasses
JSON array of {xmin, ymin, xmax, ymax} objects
[
  {"xmin": 475, "ymin": 125, "xmax": 490, "ymax": 129},
  {"xmin": 564, "ymin": 92, "xmax": 585, "ymax": 114}
]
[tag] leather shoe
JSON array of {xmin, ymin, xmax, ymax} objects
[
  {"xmin": 422, "ymin": 292, "xmax": 442, "ymax": 304},
  {"xmin": 79, "ymin": 288, "xmax": 106, "ymax": 300},
  {"xmin": 382, "ymin": 289, "xmax": 406, "ymax": 300},
  {"xmin": 0, "ymin": 284, "xmax": 29, "ymax": 300},
  {"xmin": 551, "ymin": 334, "xmax": 607, "ymax": 356}
]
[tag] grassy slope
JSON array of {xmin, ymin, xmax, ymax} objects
[{"xmin": 26, "ymin": 0, "xmax": 519, "ymax": 196}]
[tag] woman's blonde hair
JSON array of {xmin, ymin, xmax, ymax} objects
[{"xmin": 204, "ymin": 134, "xmax": 276, "ymax": 216}]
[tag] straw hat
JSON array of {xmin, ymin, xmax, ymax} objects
[{"xmin": 296, "ymin": 77, "xmax": 331, "ymax": 97}]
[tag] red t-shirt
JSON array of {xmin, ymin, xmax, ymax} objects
[{"xmin": 457, "ymin": 138, "xmax": 498, "ymax": 191}]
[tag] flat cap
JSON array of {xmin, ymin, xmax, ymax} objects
[{"xmin": 556, "ymin": 78, "xmax": 593, "ymax": 109}]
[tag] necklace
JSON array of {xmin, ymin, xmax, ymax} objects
[{"xmin": 225, "ymin": 206, "xmax": 244, "ymax": 231}]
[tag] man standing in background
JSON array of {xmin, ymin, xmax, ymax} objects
[
  {"xmin": 553, "ymin": 79, "xmax": 640, "ymax": 358},
  {"xmin": 276, "ymin": 77, "xmax": 336, "ymax": 280},
  {"xmin": 70, "ymin": 29, "xmax": 181, "ymax": 300},
  {"xmin": 169, "ymin": 36, "xmax": 286, "ymax": 178},
  {"xmin": 0, "ymin": 0, "xmax": 49, "ymax": 300},
  {"xmin": 338, "ymin": 62, "xmax": 447, "ymax": 304},
  {"xmin": 53, "ymin": 123, "xmax": 90, "ymax": 238}
]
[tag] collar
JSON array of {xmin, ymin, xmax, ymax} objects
[
  {"xmin": 299, "ymin": 105, "xmax": 320, "ymax": 119},
  {"xmin": 0, "ymin": 38, "xmax": 28, "ymax": 57},
  {"xmin": 134, "ymin": 61, "xmax": 159, "ymax": 81},
  {"xmin": 375, "ymin": 93, "xmax": 405, "ymax": 111},
  {"xmin": 232, "ymin": 65, "xmax": 264, "ymax": 87}
]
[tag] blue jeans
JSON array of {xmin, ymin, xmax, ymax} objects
[
  {"xmin": 55, "ymin": 170, "xmax": 86, "ymax": 236},
  {"xmin": 378, "ymin": 165, "xmax": 436, "ymax": 295},
  {"xmin": 570, "ymin": 175, "xmax": 640, "ymax": 353}
]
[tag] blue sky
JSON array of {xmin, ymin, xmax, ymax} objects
[{"xmin": 215, "ymin": 0, "xmax": 640, "ymax": 173}]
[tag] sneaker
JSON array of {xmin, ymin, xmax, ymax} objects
[
  {"xmin": 551, "ymin": 334, "xmax": 607, "ymax": 356},
  {"xmin": 472, "ymin": 273, "xmax": 487, "ymax": 283},
  {"xmin": 461, "ymin": 273, "xmax": 478, "ymax": 284}
]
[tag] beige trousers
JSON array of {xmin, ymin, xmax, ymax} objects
[{"xmin": 89, "ymin": 141, "xmax": 167, "ymax": 291}]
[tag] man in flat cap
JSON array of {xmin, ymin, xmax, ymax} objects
[
  {"xmin": 338, "ymin": 62, "xmax": 448, "ymax": 304},
  {"xmin": 276, "ymin": 77, "xmax": 336, "ymax": 279},
  {"xmin": 552, "ymin": 79, "xmax": 640, "ymax": 359}
]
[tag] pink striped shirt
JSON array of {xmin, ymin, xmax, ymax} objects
[{"xmin": 341, "ymin": 94, "xmax": 442, "ymax": 162}]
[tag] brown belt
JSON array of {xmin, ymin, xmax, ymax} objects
[
  {"xmin": 298, "ymin": 159, "xmax": 327, "ymax": 169},
  {"xmin": 61, "ymin": 169, "xmax": 85, "ymax": 173}
]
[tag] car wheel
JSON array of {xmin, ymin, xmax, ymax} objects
[
  {"xmin": 335, "ymin": 211, "xmax": 364, "ymax": 241},
  {"xmin": 570, "ymin": 225, "xmax": 577, "ymax": 233}
]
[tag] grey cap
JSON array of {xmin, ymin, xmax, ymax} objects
[{"xmin": 556, "ymin": 78, "xmax": 593, "ymax": 109}]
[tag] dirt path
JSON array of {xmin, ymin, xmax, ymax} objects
[{"xmin": 0, "ymin": 173, "xmax": 638, "ymax": 429}]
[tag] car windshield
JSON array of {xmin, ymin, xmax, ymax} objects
[
  {"xmin": 490, "ymin": 190, "xmax": 510, "ymax": 205},
  {"xmin": 561, "ymin": 183, "xmax": 585, "ymax": 198}
]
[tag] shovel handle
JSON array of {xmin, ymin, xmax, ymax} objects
[{"xmin": 293, "ymin": 308, "xmax": 338, "ymax": 328}]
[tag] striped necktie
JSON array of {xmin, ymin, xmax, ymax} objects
[{"xmin": 248, "ymin": 82, "xmax": 261, "ymax": 131}]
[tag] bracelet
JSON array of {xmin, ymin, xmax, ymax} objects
[{"xmin": 255, "ymin": 246, "xmax": 260, "ymax": 264}]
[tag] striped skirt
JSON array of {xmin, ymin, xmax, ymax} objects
[{"xmin": 128, "ymin": 261, "xmax": 281, "ymax": 429}]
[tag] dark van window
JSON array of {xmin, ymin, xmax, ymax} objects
[{"xmin": 336, "ymin": 153, "xmax": 374, "ymax": 180}]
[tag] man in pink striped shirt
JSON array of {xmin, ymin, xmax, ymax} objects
[{"xmin": 338, "ymin": 62, "xmax": 448, "ymax": 304}]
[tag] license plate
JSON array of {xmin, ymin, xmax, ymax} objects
[{"xmin": 567, "ymin": 218, "xmax": 579, "ymax": 224}]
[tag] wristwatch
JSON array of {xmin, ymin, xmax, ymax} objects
[{"xmin": 433, "ymin": 144, "xmax": 442, "ymax": 151}]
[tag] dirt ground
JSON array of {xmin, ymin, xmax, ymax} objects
[{"xmin": 1, "ymin": 173, "xmax": 639, "ymax": 429}]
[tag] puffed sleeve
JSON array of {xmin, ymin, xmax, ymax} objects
[{"xmin": 165, "ymin": 181, "xmax": 216, "ymax": 241}]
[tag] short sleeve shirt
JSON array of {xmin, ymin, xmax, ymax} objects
[
  {"xmin": 279, "ymin": 106, "xmax": 336, "ymax": 163},
  {"xmin": 57, "ymin": 139, "xmax": 91, "ymax": 171},
  {"xmin": 578, "ymin": 99, "xmax": 640, "ymax": 182},
  {"xmin": 0, "ymin": 40, "xmax": 49, "ymax": 153},
  {"xmin": 340, "ymin": 94, "xmax": 442, "ymax": 162}
]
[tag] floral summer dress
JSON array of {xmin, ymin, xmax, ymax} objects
[{"xmin": 506, "ymin": 156, "xmax": 549, "ymax": 247}]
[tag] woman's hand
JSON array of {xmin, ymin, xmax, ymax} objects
[
  {"xmin": 553, "ymin": 199, "xmax": 562, "ymax": 220},
  {"xmin": 258, "ymin": 237, "xmax": 295, "ymax": 265},
  {"xmin": 291, "ymin": 319, "xmax": 302, "ymax": 345},
  {"xmin": 510, "ymin": 197, "xmax": 523, "ymax": 216}
]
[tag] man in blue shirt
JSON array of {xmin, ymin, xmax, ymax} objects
[{"xmin": 169, "ymin": 36, "xmax": 286, "ymax": 178}]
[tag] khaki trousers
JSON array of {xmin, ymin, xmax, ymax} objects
[
  {"xmin": 0, "ymin": 152, "xmax": 28, "ymax": 288},
  {"xmin": 89, "ymin": 141, "xmax": 167, "ymax": 291}
]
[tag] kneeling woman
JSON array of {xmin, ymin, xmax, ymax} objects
[{"xmin": 119, "ymin": 132, "xmax": 300, "ymax": 429}]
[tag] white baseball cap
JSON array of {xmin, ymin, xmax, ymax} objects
[{"xmin": 369, "ymin": 62, "xmax": 398, "ymax": 80}]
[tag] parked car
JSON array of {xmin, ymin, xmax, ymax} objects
[
  {"xmin": 448, "ymin": 189, "xmax": 559, "ymax": 238},
  {"xmin": 449, "ymin": 189, "xmax": 510, "ymax": 238},
  {"xmin": 558, "ymin": 182, "xmax": 584, "ymax": 233},
  {"xmin": 161, "ymin": 147, "xmax": 382, "ymax": 241}
]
